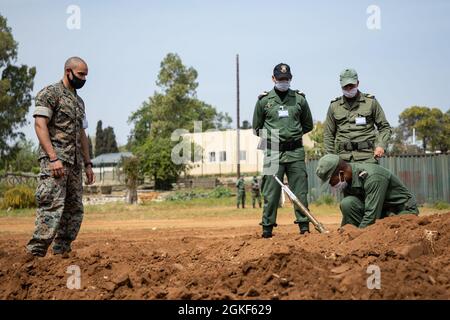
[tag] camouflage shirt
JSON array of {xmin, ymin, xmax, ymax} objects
[
  {"xmin": 236, "ymin": 178, "xmax": 245, "ymax": 192},
  {"xmin": 33, "ymin": 81, "xmax": 87, "ymax": 165},
  {"xmin": 251, "ymin": 179, "xmax": 260, "ymax": 191}
]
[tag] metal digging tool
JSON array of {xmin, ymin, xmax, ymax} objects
[{"xmin": 273, "ymin": 175, "xmax": 329, "ymax": 234}]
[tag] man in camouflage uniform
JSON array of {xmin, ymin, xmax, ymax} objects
[
  {"xmin": 26, "ymin": 57, "xmax": 95, "ymax": 257},
  {"xmin": 236, "ymin": 176, "xmax": 246, "ymax": 208},
  {"xmin": 252, "ymin": 63, "xmax": 314, "ymax": 238},
  {"xmin": 316, "ymin": 154, "xmax": 419, "ymax": 228},
  {"xmin": 251, "ymin": 176, "xmax": 262, "ymax": 208},
  {"xmin": 324, "ymin": 69, "xmax": 392, "ymax": 163}
]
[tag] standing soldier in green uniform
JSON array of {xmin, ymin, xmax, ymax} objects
[
  {"xmin": 315, "ymin": 154, "xmax": 419, "ymax": 228},
  {"xmin": 26, "ymin": 57, "xmax": 95, "ymax": 257},
  {"xmin": 251, "ymin": 176, "xmax": 262, "ymax": 208},
  {"xmin": 236, "ymin": 176, "xmax": 246, "ymax": 209},
  {"xmin": 252, "ymin": 63, "xmax": 314, "ymax": 238},
  {"xmin": 324, "ymin": 68, "xmax": 392, "ymax": 163}
]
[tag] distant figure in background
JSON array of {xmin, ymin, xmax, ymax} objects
[
  {"xmin": 251, "ymin": 176, "xmax": 262, "ymax": 208},
  {"xmin": 236, "ymin": 176, "xmax": 246, "ymax": 209}
]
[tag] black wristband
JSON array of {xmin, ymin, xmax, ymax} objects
[
  {"xmin": 84, "ymin": 161, "xmax": 93, "ymax": 168},
  {"xmin": 49, "ymin": 158, "xmax": 59, "ymax": 163}
]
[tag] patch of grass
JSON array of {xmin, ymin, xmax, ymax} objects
[
  {"xmin": 0, "ymin": 207, "xmax": 35, "ymax": 217},
  {"xmin": 166, "ymin": 186, "xmax": 233, "ymax": 201},
  {"xmin": 84, "ymin": 196, "xmax": 242, "ymax": 220},
  {"xmin": 431, "ymin": 201, "xmax": 450, "ymax": 210}
]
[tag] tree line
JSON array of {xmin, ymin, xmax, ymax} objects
[{"xmin": 0, "ymin": 13, "xmax": 448, "ymax": 183}]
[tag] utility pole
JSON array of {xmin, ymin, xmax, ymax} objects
[{"xmin": 236, "ymin": 54, "xmax": 241, "ymax": 177}]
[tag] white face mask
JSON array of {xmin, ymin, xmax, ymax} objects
[
  {"xmin": 331, "ymin": 172, "xmax": 348, "ymax": 193},
  {"xmin": 275, "ymin": 80, "xmax": 291, "ymax": 92},
  {"xmin": 343, "ymin": 87, "xmax": 358, "ymax": 98}
]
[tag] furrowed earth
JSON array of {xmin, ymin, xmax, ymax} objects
[{"xmin": 0, "ymin": 207, "xmax": 449, "ymax": 300}]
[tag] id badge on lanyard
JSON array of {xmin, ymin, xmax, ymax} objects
[
  {"xmin": 355, "ymin": 116, "xmax": 367, "ymax": 125},
  {"xmin": 278, "ymin": 106, "xmax": 289, "ymax": 118}
]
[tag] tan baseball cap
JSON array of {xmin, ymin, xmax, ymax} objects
[{"xmin": 340, "ymin": 68, "xmax": 358, "ymax": 87}]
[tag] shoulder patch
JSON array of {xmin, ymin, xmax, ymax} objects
[
  {"xmin": 331, "ymin": 96, "xmax": 340, "ymax": 103},
  {"xmin": 358, "ymin": 170, "xmax": 368, "ymax": 179},
  {"xmin": 364, "ymin": 93, "xmax": 375, "ymax": 99},
  {"xmin": 295, "ymin": 90, "xmax": 305, "ymax": 97},
  {"xmin": 258, "ymin": 91, "xmax": 269, "ymax": 100}
]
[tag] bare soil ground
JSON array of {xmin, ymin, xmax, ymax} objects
[{"xmin": 0, "ymin": 209, "xmax": 449, "ymax": 300}]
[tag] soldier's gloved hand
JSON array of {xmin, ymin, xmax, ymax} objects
[
  {"xmin": 50, "ymin": 159, "xmax": 65, "ymax": 178},
  {"xmin": 374, "ymin": 147, "xmax": 385, "ymax": 159}
]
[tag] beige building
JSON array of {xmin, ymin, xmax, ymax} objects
[{"xmin": 182, "ymin": 129, "xmax": 313, "ymax": 176}]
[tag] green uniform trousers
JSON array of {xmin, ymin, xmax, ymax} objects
[
  {"xmin": 340, "ymin": 195, "xmax": 419, "ymax": 227},
  {"xmin": 261, "ymin": 160, "xmax": 309, "ymax": 228}
]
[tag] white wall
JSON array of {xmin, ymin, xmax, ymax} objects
[{"xmin": 182, "ymin": 129, "xmax": 313, "ymax": 176}]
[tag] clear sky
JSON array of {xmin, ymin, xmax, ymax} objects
[{"xmin": 2, "ymin": 0, "xmax": 449, "ymax": 146}]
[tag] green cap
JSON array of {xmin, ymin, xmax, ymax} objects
[
  {"xmin": 339, "ymin": 68, "xmax": 358, "ymax": 87},
  {"xmin": 315, "ymin": 154, "xmax": 340, "ymax": 183}
]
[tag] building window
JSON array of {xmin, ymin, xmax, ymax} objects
[
  {"xmin": 239, "ymin": 150, "xmax": 246, "ymax": 161},
  {"xmin": 209, "ymin": 152, "xmax": 216, "ymax": 162},
  {"xmin": 219, "ymin": 151, "xmax": 227, "ymax": 162}
]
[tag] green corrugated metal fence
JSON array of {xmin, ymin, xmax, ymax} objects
[{"xmin": 306, "ymin": 154, "xmax": 450, "ymax": 204}]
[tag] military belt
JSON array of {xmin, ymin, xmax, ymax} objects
[
  {"xmin": 339, "ymin": 141, "xmax": 374, "ymax": 152},
  {"xmin": 266, "ymin": 139, "xmax": 303, "ymax": 151}
]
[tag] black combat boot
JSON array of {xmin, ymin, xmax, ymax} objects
[
  {"xmin": 299, "ymin": 222, "xmax": 310, "ymax": 235},
  {"xmin": 262, "ymin": 226, "xmax": 273, "ymax": 238}
]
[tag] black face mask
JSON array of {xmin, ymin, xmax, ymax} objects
[{"xmin": 68, "ymin": 70, "xmax": 86, "ymax": 89}]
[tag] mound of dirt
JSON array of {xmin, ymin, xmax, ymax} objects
[{"xmin": 0, "ymin": 213, "xmax": 449, "ymax": 299}]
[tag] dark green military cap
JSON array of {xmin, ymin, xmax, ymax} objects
[
  {"xmin": 273, "ymin": 63, "xmax": 292, "ymax": 80},
  {"xmin": 340, "ymin": 68, "xmax": 358, "ymax": 87},
  {"xmin": 316, "ymin": 154, "xmax": 341, "ymax": 183}
]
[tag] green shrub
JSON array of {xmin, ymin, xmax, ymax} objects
[
  {"xmin": 166, "ymin": 186, "xmax": 232, "ymax": 201},
  {"xmin": 433, "ymin": 201, "xmax": 450, "ymax": 210},
  {"xmin": 1, "ymin": 185, "xmax": 37, "ymax": 209},
  {"xmin": 209, "ymin": 186, "xmax": 232, "ymax": 198},
  {"xmin": 0, "ymin": 182, "xmax": 8, "ymax": 197},
  {"xmin": 166, "ymin": 190, "xmax": 209, "ymax": 201}
]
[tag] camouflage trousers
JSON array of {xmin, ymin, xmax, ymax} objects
[
  {"xmin": 236, "ymin": 191, "xmax": 245, "ymax": 208},
  {"xmin": 26, "ymin": 158, "xmax": 84, "ymax": 256},
  {"xmin": 251, "ymin": 190, "xmax": 262, "ymax": 208}
]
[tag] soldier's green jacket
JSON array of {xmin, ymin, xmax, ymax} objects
[
  {"xmin": 33, "ymin": 81, "xmax": 87, "ymax": 165},
  {"xmin": 252, "ymin": 88, "xmax": 313, "ymax": 164},
  {"xmin": 323, "ymin": 92, "xmax": 391, "ymax": 162},
  {"xmin": 344, "ymin": 162, "xmax": 418, "ymax": 228},
  {"xmin": 236, "ymin": 178, "xmax": 245, "ymax": 192}
]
